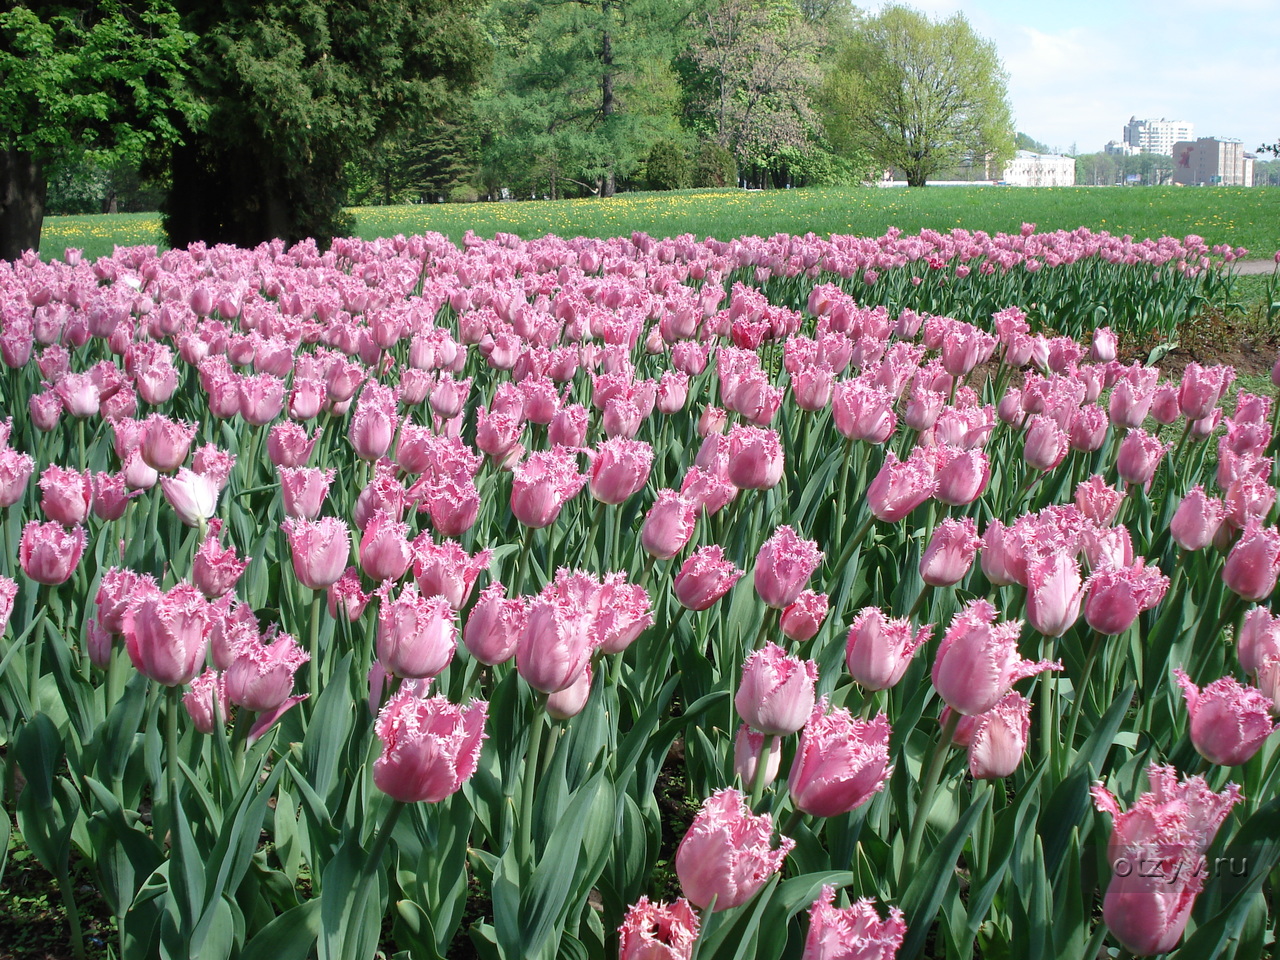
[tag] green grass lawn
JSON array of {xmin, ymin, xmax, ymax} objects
[{"xmin": 37, "ymin": 185, "xmax": 1280, "ymax": 263}]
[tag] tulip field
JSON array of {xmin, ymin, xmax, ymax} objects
[{"xmin": 0, "ymin": 226, "xmax": 1278, "ymax": 960}]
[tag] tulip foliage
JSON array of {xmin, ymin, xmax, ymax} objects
[{"xmin": 0, "ymin": 228, "xmax": 1277, "ymax": 960}]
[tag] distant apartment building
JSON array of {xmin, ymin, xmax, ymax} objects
[
  {"xmin": 1104, "ymin": 140, "xmax": 1139, "ymax": 157},
  {"xmin": 1001, "ymin": 150, "xmax": 1076, "ymax": 187},
  {"xmin": 1172, "ymin": 138, "xmax": 1254, "ymax": 186},
  {"xmin": 1124, "ymin": 117, "xmax": 1194, "ymax": 155}
]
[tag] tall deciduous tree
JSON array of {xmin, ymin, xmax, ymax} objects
[
  {"xmin": 687, "ymin": 0, "xmax": 822, "ymax": 172},
  {"xmin": 161, "ymin": 0, "xmax": 487, "ymax": 250},
  {"xmin": 829, "ymin": 5, "xmax": 1013, "ymax": 187},
  {"xmin": 0, "ymin": 1, "xmax": 197, "ymax": 260}
]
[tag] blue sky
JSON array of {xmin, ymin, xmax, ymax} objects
[{"xmin": 865, "ymin": 1, "xmax": 1279, "ymax": 155}]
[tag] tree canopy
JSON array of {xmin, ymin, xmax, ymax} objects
[
  {"xmin": 0, "ymin": 0, "xmax": 198, "ymax": 259},
  {"xmin": 827, "ymin": 5, "xmax": 1014, "ymax": 187},
  {"xmin": 161, "ymin": 0, "xmax": 489, "ymax": 249}
]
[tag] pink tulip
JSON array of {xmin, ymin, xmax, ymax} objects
[
  {"xmin": 964, "ymin": 693, "xmax": 1032, "ymax": 779},
  {"xmin": 680, "ymin": 467, "xmax": 737, "ymax": 517},
  {"xmin": 546, "ymin": 663, "xmax": 593, "ymax": 720},
  {"xmin": 641, "ymin": 490, "xmax": 699, "ymax": 560},
  {"xmin": 267, "ymin": 421, "xmax": 317, "ymax": 468},
  {"xmin": 919, "ymin": 518, "xmax": 980, "ymax": 587},
  {"xmin": 182, "ymin": 669, "xmax": 228, "ymax": 734},
  {"xmin": 792, "ymin": 363, "xmax": 834, "ymax": 412},
  {"xmin": 617, "ymin": 897, "xmax": 699, "ymax": 960},
  {"xmin": 29, "ymin": 392, "xmax": 63, "ymax": 431},
  {"xmin": 1222, "ymin": 520, "xmax": 1280, "ymax": 601},
  {"xmin": 754, "ymin": 525, "xmax": 823, "ymax": 609},
  {"xmin": 1175, "ymin": 668, "xmax": 1276, "ymax": 766},
  {"xmin": 282, "ymin": 516, "xmax": 351, "ymax": 590},
  {"xmin": 1178, "ymin": 362, "xmax": 1235, "ymax": 421},
  {"xmin": 54, "ymin": 373, "xmax": 100, "ymax": 418},
  {"xmin": 675, "ymin": 789, "xmax": 794, "ymax": 911},
  {"xmin": 1093, "ymin": 765, "xmax": 1242, "ymax": 956},
  {"xmin": 845, "ymin": 607, "xmax": 930, "ymax": 691},
  {"xmin": 1075, "ymin": 475, "xmax": 1123, "ymax": 526},
  {"xmin": 1025, "ymin": 552, "xmax": 1084, "ymax": 638},
  {"xmin": 238, "ymin": 373, "xmax": 285, "ymax": 426},
  {"xmin": 594, "ymin": 574, "xmax": 653, "ymax": 654},
  {"xmin": 516, "ymin": 596, "xmax": 595, "ymax": 694},
  {"xmin": 1224, "ymin": 477, "xmax": 1276, "ymax": 530},
  {"xmin": 903, "ymin": 388, "xmax": 945, "ymax": 432},
  {"xmin": 736, "ymin": 642, "xmax": 818, "ymax": 735},
  {"xmin": 19, "ymin": 520, "xmax": 86, "ymax": 585},
  {"xmin": 0, "ymin": 576, "xmax": 16, "ymax": 636},
  {"xmin": 140, "ymin": 414, "xmax": 196, "ymax": 472},
  {"xmin": 933, "ymin": 600, "xmax": 1059, "ymax": 716},
  {"xmin": 463, "ymin": 582, "xmax": 527, "ymax": 666},
  {"xmin": 0, "ymin": 446, "xmax": 34, "ymax": 507},
  {"xmin": 123, "ymin": 582, "xmax": 211, "ymax": 686},
  {"xmin": 225, "ymin": 631, "xmax": 309, "ymax": 713},
  {"xmin": 832, "ymin": 381, "xmax": 897, "ymax": 444},
  {"xmin": 373, "ymin": 690, "xmax": 487, "ymax": 803},
  {"xmin": 866, "ymin": 450, "xmax": 936, "ymax": 523},
  {"xmin": 159, "ymin": 468, "xmax": 219, "ymax": 527},
  {"xmin": 510, "ymin": 448, "xmax": 587, "ymax": 529},
  {"xmin": 122, "ymin": 450, "xmax": 159, "ymax": 491},
  {"xmin": 1068, "ymin": 405, "xmax": 1108, "ymax": 453},
  {"xmin": 90, "ymin": 472, "xmax": 132, "ymax": 521},
  {"xmin": 1022, "ymin": 415, "xmax": 1069, "ymax": 472},
  {"xmin": 278, "ymin": 466, "xmax": 333, "ymax": 519},
  {"xmin": 1116, "ymin": 429, "xmax": 1168, "ymax": 488},
  {"xmin": 673, "ymin": 546, "xmax": 743, "ymax": 611},
  {"xmin": 788, "ymin": 699, "xmax": 892, "ymax": 817},
  {"xmin": 327, "ymin": 567, "xmax": 371, "ymax": 622},
  {"xmin": 802, "ymin": 885, "xmax": 905, "ymax": 960},
  {"xmin": 780, "ymin": 590, "xmax": 829, "ymax": 642},
  {"xmin": 375, "ymin": 583, "xmax": 456, "ymax": 679},
  {"xmin": 1238, "ymin": 607, "xmax": 1280, "ymax": 676},
  {"xmin": 1107, "ymin": 364, "xmax": 1158, "ymax": 428},
  {"xmin": 1084, "ymin": 561, "xmax": 1169, "ymax": 635},
  {"xmin": 1089, "ymin": 326, "xmax": 1118, "ymax": 363},
  {"xmin": 96, "ymin": 567, "xmax": 160, "ymax": 635},
  {"xmin": 588, "ymin": 438, "xmax": 653, "ymax": 505},
  {"xmin": 359, "ymin": 509, "xmax": 414, "ymax": 582},
  {"xmin": 1169, "ymin": 486, "xmax": 1227, "ymax": 551},
  {"xmin": 192, "ymin": 520, "xmax": 249, "ymax": 599},
  {"xmin": 38, "ymin": 465, "xmax": 92, "ymax": 527},
  {"xmin": 548, "ymin": 403, "xmax": 589, "ymax": 447},
  {"xmin": 933, "ymin": 447, "xmax": 989, "ymax": 506},
  {"xmin": 733, "ymin": 725, "xmax": 781, "ymax": 788},
  {"xmin": 725, "ymin": 424, "xmax": 784, "ymax": 490}
]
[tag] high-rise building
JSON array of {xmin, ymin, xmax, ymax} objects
[
  {"xmin": 1171, "ymin": 138, "xmax": 1254, "ymax": 186},
  {"xmin": 1123, "ymin": 117, "xmax": 1194, "ymax": 155}
]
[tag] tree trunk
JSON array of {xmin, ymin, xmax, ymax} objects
[
  {"xmin": 600, "ymin": 23, "xmax": 615, "ymax": 198},
  {"xmin": 0, "ymin": 147, "xmax": 47, "ymax": 262}
]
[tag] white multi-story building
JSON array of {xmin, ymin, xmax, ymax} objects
[
  {"xmin": 1001, "ymin": 151, "xmax": 1076, "ymax": 187},
  {"xmin": 1123, "ymin": 117, "xmax": 1194, "ymax": 155}
]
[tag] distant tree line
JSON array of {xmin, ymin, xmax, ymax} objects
[{"xmin": 3, "ymin": 1, "xmax": 1016, "ymax": 257}]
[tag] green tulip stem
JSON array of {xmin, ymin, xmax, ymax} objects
[
  {"xmin": 519, "ymin": 696, "xmax": 547, "ymax": 866},
  {"xmin": 1065, "ymin": 631, "xmax": 1106, "ymax": 752},
  {"xmin": 749, "ymin": 735, "xmax": 778, "ymax": 809},
  {"xmin": 165, "ymin": 684, "xmax": 181, "ymax": 842},
  {"xmin": 903, "ymin": 708, "xmax": 960, "ymax": 879},
  {"xmin": 780, "ymin": 807, "xmax": 805, "ymax": 837},
  {"xmin": 77, "ymin": 417, "xmax": 87, "ymax": 471},
  {"xmin": 752, "ymin": 607, "xmax": 779, "ymax": 651},
  {"xmin": 347, "ymin": 799, "xmax": 405, "ymax": 960},
  {"xmin": 308, "ymin": 590, "xmax": 323, "ymax": 703},
  {"xmin": 833, "ymin": 436, "xmax": 856, "ymax": 543},
  {"xmin": 689, "ymin": 894, "xmax": 718, "ymax": 960}
]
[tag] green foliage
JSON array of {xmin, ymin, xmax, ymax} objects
[
  {"xmin": 828, "ymin": 4, "xmax": 1015, "ymax": 187},
  {"xmin": 645, "ymin": 139, "xmax": 691, "ymax": 190},
  {"xmin": 692, "ymin": 141, "xmax": 738, "ymax": 188},
  {"xmin": 45, "ymin": 158, "xmax": 164, "ymax": 215},
  {"xmin": 1016, "ymin": 132, "xmax": 1054, "ymax": 154},
  {"xmin": 0, "ymin": 1, "xmax": 199, "ymax": 162},
  {"xmin": 161, "ymin": 0, "xmax": 489, "ymax": 248}
]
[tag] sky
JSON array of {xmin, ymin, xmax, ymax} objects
[{"xmin": 864, "ymin": 0, "xmax": 1279, "ymax": 155}]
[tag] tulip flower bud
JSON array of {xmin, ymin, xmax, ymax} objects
[
  {"xmin": 753, "ymin": 525, "xmax": 823, "ymax": 609},
  {"xmin": 1175, "ymin": 668, "xmax": 1276, "ymax": 767},
  {"xmin": 1238, "ymin": 607, "xmax": 1280, "ymax": 676},
  {"xmin": 920, "ymin": 518, "xmax": 980, "ymax": 587},
  {"xmin": 124, "ymin": 582, "xmax": 211, "ymax": 686},
  {"xmin": 675, "ymin": 789, "xmax": 793, "ymax": 911},
  {"xmin": 965, "ymin": 693, "xmax": 1032, "ymax": 779},
  {"xmin": 736, "ymin": 643, "xmax": 818, "ymax": 735},
  {"xmin": 618, "ymin": 897, "xmax": 699, "ymax": 960},
  {"xmin": 19, "ymin": 520, "xmax": 86, "ymax": 585},
  {"xmin": 845, "ymin": 607, "xmax": 930, "ymax": 692},
  {"xmin": 788, "ymin": 699, "xmax": 892, "ymax": 817},
  {"xmin": 373, "ymin": 691, "xmax": 487, "ymax": 803},
  {"xmin": 376, "ymin": 584, "xmax": 457, "ymax": 680}
]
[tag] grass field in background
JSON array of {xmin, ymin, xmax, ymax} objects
[{"xmin": 37, "ymin": 185, "xmax": 1280, "ymax": 263}]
